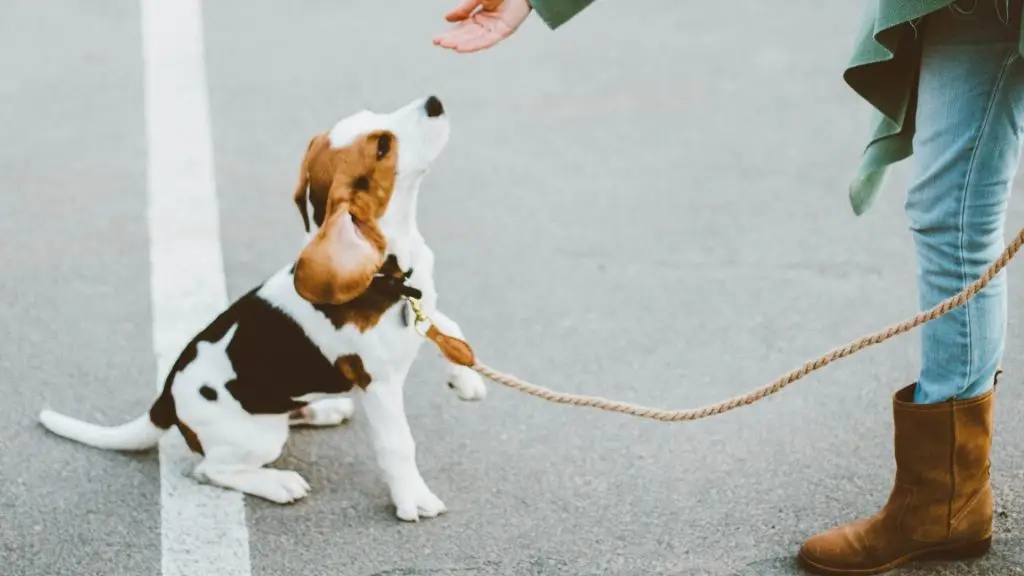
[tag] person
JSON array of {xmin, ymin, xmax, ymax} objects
[{"xmin": 434, "ymin": 1, "xmax": 1023, "ymax": 574}]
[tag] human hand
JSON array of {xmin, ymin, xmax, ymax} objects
[{"xmin": 433, "ymin": 0, "xmax": 532, "ymax": 53}]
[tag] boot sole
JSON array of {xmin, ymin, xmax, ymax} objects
[{"xmin": 797, "ymin": 536, "xmax": 991, "ymax": 575}]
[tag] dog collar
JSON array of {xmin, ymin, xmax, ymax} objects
[
  {"xmin": 369, "ymin": 256, "xmax": 422, "ymax": 300},
  {"xmin": 371, "ymin": 272, "xmax": 422, "ymax": 300}
]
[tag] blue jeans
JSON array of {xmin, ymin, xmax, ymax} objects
[{"xmin": 908, "ymin": 0, "xmax": 1024, "ymax": 404}]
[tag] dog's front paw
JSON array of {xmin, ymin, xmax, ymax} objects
[
  {"xmin": 392, "ymin": 483, "xmax": 448, "ymax": 522},
  {"xmin": 448, "ymin": 367, "xmax": 487, "ymax": 401}
]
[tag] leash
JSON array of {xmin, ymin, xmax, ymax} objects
[{"xmin": 405, "ymin": 226, "xmax": 1024, "ymax": 422}]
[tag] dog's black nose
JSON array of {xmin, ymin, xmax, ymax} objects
[{"xmin": 424, "ymin": 95, "xmax": 444, "ymax": 117}]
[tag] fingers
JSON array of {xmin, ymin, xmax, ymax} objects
[
  {"xmin": 445, "ymin": 0, "xmax": 482, "ymax": 22},
  {"xmin": 450, "ymin": 22, "xmax": 507, "ymax": 53},
  {"xmin": 433, "ymin": 21, "xmax": 493, "ymax": 51}
]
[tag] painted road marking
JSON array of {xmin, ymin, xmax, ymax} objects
[{"xmin": 141, "ymin": 0, "xmax": 252, "ymax": 574}]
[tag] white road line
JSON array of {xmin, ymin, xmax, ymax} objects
[{"xmin": 141, "ymin": 0, "xmax": 252, "ymax": 574}]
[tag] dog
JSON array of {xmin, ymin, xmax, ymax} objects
[{"xmin": 38, "ymin": 95, "xmax": 487, "ymax": 521}]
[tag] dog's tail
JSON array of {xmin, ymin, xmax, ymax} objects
[{"xmin": 38, "ymin": 391, "xmax": 175, "ymax": 452}]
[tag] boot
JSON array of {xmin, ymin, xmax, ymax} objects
[{"xmin": 797, "ymin": 378, "xmax": 997, "ymax": 575}]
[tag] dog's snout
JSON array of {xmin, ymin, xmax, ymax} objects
[{"xmin": 424, "ymin": 96, "xmax": 444, "ymax": 118}]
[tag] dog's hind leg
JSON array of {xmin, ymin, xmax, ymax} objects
[
  {"xmin": 288, "ymin": 397, "xmax": 355, "ymax": 427},
  {"xmin": 189, "ymin": 413, "xmax": 311, "ymax": 504}
]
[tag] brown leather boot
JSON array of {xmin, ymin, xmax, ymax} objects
[{"xmin": 797, "ymin": 379, "xmax": 997, "ymax": 575}]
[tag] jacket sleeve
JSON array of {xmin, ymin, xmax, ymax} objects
[{"xmin": 529, "ymin": 0, "xmax": 597, "ymax": 29}]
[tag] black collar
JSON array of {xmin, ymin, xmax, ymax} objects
[{"xmin": 368, "ymin": 255, "xmax": 422, "ymax": 300}]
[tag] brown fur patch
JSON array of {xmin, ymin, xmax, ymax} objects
[
  {"xmin": 150, "ymin": 389, "xmax": 205, "ymax": 453},
  {"xmin": 293, "ymin": 131, "xmax": 399, "ymax": 234},
  {"xmin": 292, "ymin": 130, "xmax": 399, "ymax": 305},
  {"xmin": 177, "ymin": 421, "xmax": 205, "ymax": 456},
  {"xmin": 149, "ymin": 391, "xmax": 176, "ymax": 429},
  {"xmin": 335, "ymin": 354, "xmax": 372, "ymax": 389},
  {"xmin": 312, "ymin": 254, "xmax": 410, "ymax": 332}
]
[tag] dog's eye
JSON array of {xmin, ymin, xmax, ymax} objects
[
  {"xmin": 353, "ymin": 175, "xmax": 370, "ymax": 191},
  {"xmin": 376, "ymin": 134, "xmax": 391, "ymax": 159}
]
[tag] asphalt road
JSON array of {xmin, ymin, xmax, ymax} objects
[{"xmin": 2, "ymin": 1, "xmax": 1023, "ymax": 575}]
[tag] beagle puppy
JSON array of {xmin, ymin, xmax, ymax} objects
[{"xmin": 38, "ymin": 95, "xmax": 487, "ymax": 521}]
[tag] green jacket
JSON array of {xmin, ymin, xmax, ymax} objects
[{"xmin": 529, "ymin": 0, "xmax": 1024, "ymax": 215}]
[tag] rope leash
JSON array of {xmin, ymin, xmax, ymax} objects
[{"xmin": 407, "ymin": 226, "xmax": 1024, "ymax": 422}]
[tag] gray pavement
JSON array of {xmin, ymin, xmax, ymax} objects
[{"xmin": 2, "ymin": 1, "xmax": 1024, "ymax": 575}]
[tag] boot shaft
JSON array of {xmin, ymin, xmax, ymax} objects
[{"xmin": 891, "ymin": 384, "xmax": 994, "ymax": 542}]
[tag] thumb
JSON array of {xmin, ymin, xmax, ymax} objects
[{"xmin": 445, "ymin": 0, "xmax": 481, "ymax": 21}]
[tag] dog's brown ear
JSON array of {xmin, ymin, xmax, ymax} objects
[
  {"xmin": 293, "ymin": 184, "xmax": 385, "ymax": 305},
  {"xmin": 293, "ymin": 135, "xmax": 327, "ymax": 232}
]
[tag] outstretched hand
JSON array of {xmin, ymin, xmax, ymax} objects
[{"xmin": 433, "ymin": 0, "xmax": 532, "ymax": 53}]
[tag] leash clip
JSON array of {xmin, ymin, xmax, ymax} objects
[
  {"xmin": 402, "ymin": 295, "xmax": 477, "ymax": 367},
  {"xmin": 404, "ymin": 296, "xmax": 431, "ymax": 337}
]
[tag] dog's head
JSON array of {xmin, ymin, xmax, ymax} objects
[{"xmin": 292, "ymin": 95, "xmax": 450, "ymax": 305}]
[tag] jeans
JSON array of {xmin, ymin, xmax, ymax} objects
[{"xmin": 907, "ymin": 0, "xmax": 1024, "ymax": 404}]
